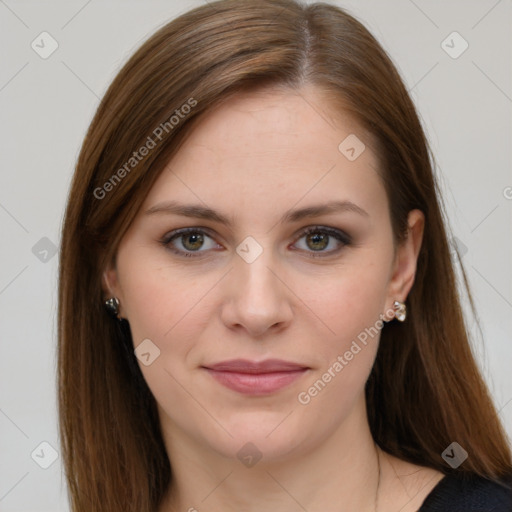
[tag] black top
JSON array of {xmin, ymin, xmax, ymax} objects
[{"xmin": 419, "ymin": 472, "xmax": 512, "ymax": 511}]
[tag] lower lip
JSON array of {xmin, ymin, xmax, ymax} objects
[{"xmin": 204, "ymin": 368, "xmax": 308, "ymax": 395}]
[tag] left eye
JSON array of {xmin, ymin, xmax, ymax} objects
[
  {"xmin": 293, "ymin": 227, "xmax": 350, "ymax": 256},
  {"xmin": 161, "ymin": 226, "xmax": 350, "ymax": 258}
]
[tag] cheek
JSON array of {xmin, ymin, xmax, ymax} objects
[
  {"xmin": 304, "ymin": 260, "xmax": 390, "ymax": 345},
  {"xmin": 118, "ymin": 254, "xmax": 216, "ymax": 400},
  {"xmin": 295, "ymin": 269, "xmax": 388, "ymax": 419},
  {"xmin": 119, "ymin": 262, "xmax": 206, "ymax": 416},
  {"xmin": 295, "ymin": 260, "xmax": 390, "ymax": 410},
  {"xmin": 118, "ymin": 252, "xmax": 204, "ymax": 343}
]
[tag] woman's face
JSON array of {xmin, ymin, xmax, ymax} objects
[{"xmin": 104, "ymin": 85, "xmax": 423, "ymax": 463}]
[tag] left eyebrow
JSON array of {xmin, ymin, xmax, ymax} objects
[
  {"xmin": 144, "ymin": 199, "xmax": 369, "ymax": 228},
  {"xmin": 281, "ymin": 200, "xmax": 369, "ymax": 223}
]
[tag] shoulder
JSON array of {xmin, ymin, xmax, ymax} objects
[{"xmin": 419, "ymin": 471, "xmax": 512, "ymax": 512}]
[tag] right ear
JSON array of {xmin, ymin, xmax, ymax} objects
[
  {"xmin": 101, "ymin": 258, "xmax": 127, "ymax": 320},
  {"xmin": 101, "ymin": 259, "xmax": 120, "ymax": 300}
]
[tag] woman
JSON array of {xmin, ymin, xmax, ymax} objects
[{"xmin": 57, "ymin": 0, "xmax": 512, "ymax": 511}]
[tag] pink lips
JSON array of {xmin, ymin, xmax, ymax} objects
[{"xmin": 202, "ymin": 359, "xmax": 309, "ymax": 395}]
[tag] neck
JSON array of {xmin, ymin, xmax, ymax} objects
[{"xmin": 158, "ymin": 398, "xmax": 383, "ymax": 512}]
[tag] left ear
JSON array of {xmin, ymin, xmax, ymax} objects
[{"xmin": 384, "ymin": 209, "xmax": 425, "ymax": 318}]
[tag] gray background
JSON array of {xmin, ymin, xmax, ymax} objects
[{"xmin": 0, "ymin": 1, "xmax": 511, "ymax": 510}]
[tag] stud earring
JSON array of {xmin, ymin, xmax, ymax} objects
[
  {"xmin": 393, "ymin": 300, "xmax": 407, "ymax": 322},
  {"xmin": 104, "ymin": 297, "xmax": 120, "ymax": 319}
]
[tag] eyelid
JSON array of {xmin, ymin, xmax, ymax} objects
[
  {"xmin": 160, "ymin": 225, "xmax": 351, "ymax": 258},
  {"xmin": 290, "ymin": 225, "xmax": 351, "ymax": 258},
  {"xmin": 160, "ymin": 226, "xmax": 222, "ymax": 257},
  {"xmin": 161, "ymin": 226, "xmax": 219, "ymax": 243},
  {"xmin": 298, "ymin": 225, "xmax": 351, "ymax": 245}
]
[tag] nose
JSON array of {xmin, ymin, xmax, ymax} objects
[{"xmin": 220, "ymin": 248, "xmax": 294, "ymax": 338}]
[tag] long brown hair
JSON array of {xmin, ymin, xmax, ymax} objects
[{"xmin": 58, "ymin": 0, "xmax": 512, "ymax": 510}]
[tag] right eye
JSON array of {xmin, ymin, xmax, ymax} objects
[{"xmin": 161, "ymin": 228, "xmax": 222, "ymax": 258}]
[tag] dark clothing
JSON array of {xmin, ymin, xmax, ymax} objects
[{"xmin": 419, "ymin": 472, "xmax": 512, "ymax": 511}]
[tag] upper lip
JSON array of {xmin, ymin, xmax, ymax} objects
[{"xmin": 203, "ymin": 359, "xmax": 309, "ymax": 374}]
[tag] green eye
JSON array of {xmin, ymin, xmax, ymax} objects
[
  {"xmin": 293, "ymin": 227, "xmax": 351, "ymax": 258},
  {"xmin": 162, "ymin": 228, "xmax": 218, "ymax": 257},
  {"xmin": 161, "ymin": 226, "xmax": 351, "ymax": 259}
]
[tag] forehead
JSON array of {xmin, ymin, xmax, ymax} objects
[
  {"xmin": 143, "ymin": 85, "xmax": 385, "ymax": 221},
  {"xmin": 180, "ymin": 85, "xmax": 367, "ymax": 160}
]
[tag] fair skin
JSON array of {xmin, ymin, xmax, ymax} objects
[{"xmin": 103, "ymin": 85, "xmax": 445, "ymax": 512}]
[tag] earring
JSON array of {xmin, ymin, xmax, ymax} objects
[
  {"xmin": 104, "ymin": 297, "xmax": 120, "ymax": 319},
  {"xmin": 393, "ymin": 300, "xmax": 407, "ymax": 322}
]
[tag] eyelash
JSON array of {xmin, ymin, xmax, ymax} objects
[{"xmin": 160, "ymin": 226, "xmax": 351, "ymax": 259}]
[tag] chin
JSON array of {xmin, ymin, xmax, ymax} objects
[{"xmin": 201, "ymin": 410, "xmax": 318, "ymax": 466}]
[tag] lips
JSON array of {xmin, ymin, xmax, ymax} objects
[
  {"xmin": 205, "ymin": 358, "xmax": 308, "ymax": 373},
  {"xmin": 202, "ymin": 359, "xmax": 309, "ymax": 395}
]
